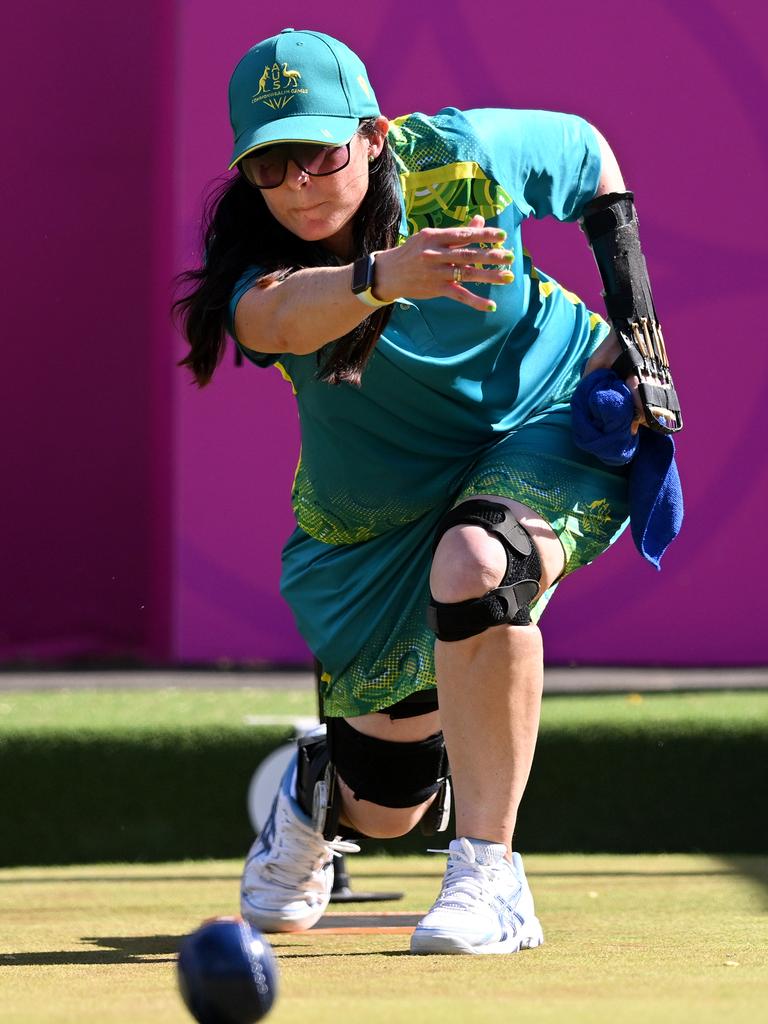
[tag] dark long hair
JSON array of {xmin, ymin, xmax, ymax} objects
[{"xmin": 172, "ymin": 120, "xmax": 401, "ymax": 387}]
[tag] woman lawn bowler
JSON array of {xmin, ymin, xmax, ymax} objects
[{"xmin": 175, "ymin": 28, "xmax": 676, "ymax": 955}]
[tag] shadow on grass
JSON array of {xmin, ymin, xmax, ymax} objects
[
  {"xmin": 0, "ymin": 874, "xmax": 239, "ymax": 886},
  {"xmin": 0, "ymin": 934, "xmax": 183, "ymax": 967},
  {"xmin": 720, "ymin": 856, "xmax": 768, "ymax": 910},
  {"xmin": 527, "ymin": 869, "xmax": 742, "ymax": 878},
  {"xmin": 342, "ymin": 871, "xmax": 440, "ymax": 880},
  {"xmin": 0, "ymin": 936, "xmax": 414, "ymax": 966},
  {"xmin": 366, "ymin": 868, "xmax": 742, "ymax": 881},
  {"xmin": 275, "ymin": 950, "xmax": 412, "ymax": 959}
]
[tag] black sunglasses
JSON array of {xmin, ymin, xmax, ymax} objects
[{"xmin": 239, "ymin": 141, "xmax": 353, "ymax": 189}]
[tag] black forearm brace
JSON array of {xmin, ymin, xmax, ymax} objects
[{"xmin": 581, "ymin": 191, "xmax": 682, "ymax": 434}]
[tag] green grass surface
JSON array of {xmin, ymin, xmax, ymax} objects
[
  {"xmin": 2, "ymin": 687, "xmax": 767, "ymax": 735},
  {"xmin": 0, "ymin": 688, "xmax": 315, "ymax": 734},
  {"xmin": 540, "ymin": 691, "xmax": 768, "ymax": 735},
  {"xmin": 1, "ymin": 854, "xmax": 766, "ymax": 1023},
  {"xmin": 2, "ymin": 690, "xmax": 767, "ymax": 863}
]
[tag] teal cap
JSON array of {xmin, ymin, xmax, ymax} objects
[{"xmin": 228, "ymin": 29, "xmax": 381, "ymax": 170}]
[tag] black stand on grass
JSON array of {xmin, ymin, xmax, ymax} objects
[{"xmin": 314, "ymin": 659, "xmax": 403, "ymax": 905}]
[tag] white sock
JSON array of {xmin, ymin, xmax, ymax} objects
[{"xmin": 462, "ymin": 837, "xmax": 509, "ymax": 866}]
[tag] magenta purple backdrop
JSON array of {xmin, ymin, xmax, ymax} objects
[
  {"xmin": 4, "ymin": 1, "xmax": 767, "ymax": 667},
  {"xmin": 2, "ymin": 2, "xmax": 174, "ymax": 663}
]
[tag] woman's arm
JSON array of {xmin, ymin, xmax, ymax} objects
[
  {"xmin": 234, "ymin": 265, "xmax": 371, "ymax": 355},
  {"xmin": 234, "ymin": 127, "xmax": 627, "ymax": 359},
  {"xmin": 234, "ymin": 222, "xmax": 513, "ymax": 357},
  {"xmin": 580, "ymin": 126, "xmax": 641, "ymax": 419},
  {"xmin": 590, "ymin": 125, "xmax": 626, "ymax": 198},
  {"xmin": 581, "ymin": 127, "xmax": 680, "ymax": 433}
]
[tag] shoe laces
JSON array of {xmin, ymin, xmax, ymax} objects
[
  {"xmin": 428, "ymin": 838, "xmax": 516, "ymax": 910},
  {"xmin": 263, "ymin": 802, "xmax": 359, "ymax": 889}
]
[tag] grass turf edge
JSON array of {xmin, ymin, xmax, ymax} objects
[{"xmin": 2, "ymin": 692, "xmax": 767, "ymax": 865}]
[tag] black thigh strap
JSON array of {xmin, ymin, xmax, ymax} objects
[
  {"xmin": 377, "ymin": 689, "xmax": 440, "ymax": 719},
  {"xmin": 328, "ymin": 717, "xmax": 448, "ymax": 809}
]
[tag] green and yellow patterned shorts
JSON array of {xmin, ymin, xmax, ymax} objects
[{"xmin": 281, "ymin": 406, "xmax": 630, "ymax": 717}]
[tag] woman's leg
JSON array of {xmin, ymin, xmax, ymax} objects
[
  {"xmin": 335, "ymin": 494, "xmax": 563, "ymax": 848},
  {"xmin": 328, "ymin": 490, "xmax": 563, "ymax": 853},
  {"xmin": 408, "ymin": 496, "xmax": 562, "ymax": 954},
  {"xmin": 336, "ymin": 710, "xmax": 442, "ymax": 838},
  {"xmin": 429, "ymin": 496, "xmax": 565, "ymax": 855},
  {"xmin": 240, "ymin": 703, "xmax": 446, "ymax": 934}
]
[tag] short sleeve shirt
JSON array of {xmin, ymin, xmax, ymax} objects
[{"xmin": 228, "ymin": 108, "xmax": 604, "ymax": 545}]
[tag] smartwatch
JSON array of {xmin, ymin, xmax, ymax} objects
[{"xmin": 351, "ymin": 253, "xmax": 393, "ymax": 308}]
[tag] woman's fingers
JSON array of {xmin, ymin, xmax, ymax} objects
[
  {"xmin": 442, "ymin": 216, "xmax": 507, "ymax": 312},
  {"xmin": 449, "ymin": 265, "xmax": 515, "ymax": 286},
  {"xmin": 446, "ymin": 286, "xmax": 498, "ymax": 312},
  {"xmin": 434, "ymin": 217, "xmax": 514, "ymax": 309},
  {"xmin": 425, "ymin": 247, "xmax": 514, "ymax": 266},
  {"xmin": 442, "ymin": 282, "xmax": 502, "ymax": 313},
  {"xmin": 625, "ymin": 374, "xmax": 648, "ymax": 435},
  {"xmin": 421, "ymin": 224, "xmax": 508, "ymax": 248},
  {"xmin": 378, "ymin": 218, "xmax": 514, "ymax": 308}
]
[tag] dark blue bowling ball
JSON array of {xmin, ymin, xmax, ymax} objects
[{"xmin": 177, "ymin": 917, "xmax": 278, "ymax": 1023}]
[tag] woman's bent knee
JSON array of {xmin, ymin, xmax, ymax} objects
[
  {"xmin": 431, "ymin": 497, "xmax": 566, "ymax": 604},
  {"xmin": 338, "ymin": 777, "xmax": 436, "ymax": 838},
  {"xmin": 333, "ymin": 713, "xmax": 445, "ymax": 838},
  {"xmin": 430, "ymin": 524, "xmax": 507, "ymax": 604}
]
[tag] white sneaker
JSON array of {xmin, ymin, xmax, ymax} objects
[
  {"xmin": 410, "ymin": 837, "xmax": 544, "ymax": 955},
  {"xmin": 240, "ymin": 752, "xmax": 359, "ymax": 933}
]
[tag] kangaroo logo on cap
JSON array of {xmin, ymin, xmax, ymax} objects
[{"xmin": 253, "ymin": 62, "xmax": 307, "ymax": 110}]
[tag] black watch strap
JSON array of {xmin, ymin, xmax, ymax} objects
[
  {"xmin": 351, "ymin": 253, "xmax": 393, "ymax": 308},
  {"xmin": 352, "ymin": 254, "xmax": 375, "ymax": 294}
]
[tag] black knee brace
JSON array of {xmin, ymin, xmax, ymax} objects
[
  {"xmin": 296, "ymin": 720, "xmax": 451, "ymax": 840},
  {"xmin": 328, "ymin": 717, "xmax": 447, "ymax": 808},
  {"xmin": 427, "ymin": 499, "xmax": 542, "ymax": 642}
]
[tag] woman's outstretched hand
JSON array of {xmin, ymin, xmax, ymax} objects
[{"xmin": 373, "ymin": 215, "xmax": 516, "ymax": 313}]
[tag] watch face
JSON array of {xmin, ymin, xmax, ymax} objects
[{"xmin": 352, "ymin": 254, "xmax": 374, "ymax": 294}]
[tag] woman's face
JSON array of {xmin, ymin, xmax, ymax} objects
[{"xmin": 257, "ymin": 118, "xmax": 388, "ymax": 258}]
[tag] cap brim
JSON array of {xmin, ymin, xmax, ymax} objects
[{"xmin": 228, "ymin": 115, "xmax": 359, "ymax": 170}]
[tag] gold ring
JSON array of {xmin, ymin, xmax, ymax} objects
[{"xmin": 453, "ymin": 266, "xmax": 463, "ymax": 283}]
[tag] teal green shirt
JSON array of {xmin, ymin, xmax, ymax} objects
[{"xmin": 228, "ymin": 108, "xmax": 606, "ymax": 545}]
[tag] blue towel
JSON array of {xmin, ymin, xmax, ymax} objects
[{"xmin": 571, "ymin": 369, "xmax": 683, "ymax": 569}]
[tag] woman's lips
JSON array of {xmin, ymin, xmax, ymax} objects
[{"xmin": 294, "ymin": 202, "xmax": 326, "ymax": 214}]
